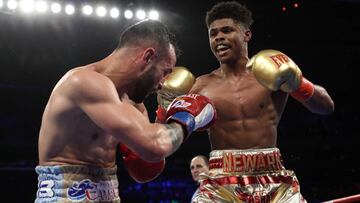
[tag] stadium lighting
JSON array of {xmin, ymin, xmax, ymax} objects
[
  {"xmin": 82, "ymin": 5, "xmax": 92, "ymax": 15},
  {"xmin": 124, "ymin": 9, "xmax": 133, "ymax": 19},
  {"xmin": 35, "ymin": 0, "xmax": 47, "ymax": 13},
  {"xmin": 19, "ymin": 0, "xmax": 34, "ymax": 13},
  {"xmin": 65, "ymin": 4, "xmax": 74, "ymax": 15},
  {"xmin": 95, "ymin": 6, "xmax": 106, "ymax": 17},
  {"xmin": 109, "ymin": 7, "xmax": 119, "ymax": 18},
  {"xmin": 50, "ymin": 2, "xmax": 61, "ymax": 14},
  {"xmin": 7, "ymin": 0, "xmax": 18, "ymax": 10},
  {"xmin": 136, "ymin": 9, "xmax": 146, "ymax": 20},
  {"xmin": 148, "ymin": 10, "xmax": 159, "ymax": 20},
  {"xmin": 1, "ymin": 1, "xmax": 161, "ymax": 22}
]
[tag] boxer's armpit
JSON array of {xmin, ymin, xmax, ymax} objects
[{"xmin": 164, "ymin": 123, "xmax": 184, "ymax": 154}]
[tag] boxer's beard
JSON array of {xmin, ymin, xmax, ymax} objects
[{"xmin": 130, "ymin": 65, "xmax": 158, "ymax": 103}]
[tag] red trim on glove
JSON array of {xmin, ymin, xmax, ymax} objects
[
  {"xmin": 290, "ymin": 76, "xmax": 314, "ymax": 102},
  {"xmin": 156, "ymin": 105, "xmax": 167, "ymax": 123}
]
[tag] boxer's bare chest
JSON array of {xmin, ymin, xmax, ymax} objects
[
  {"xmin": 199, "ymin": 75, "xmax": 272, "ymax": 121},
  {"xmin": 58, "ymin": 108, "xmax": 111, "ymax": 148}
]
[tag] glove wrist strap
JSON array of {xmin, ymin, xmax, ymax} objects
[
  {"xmin": 166, "ymin": 112, "xmax": 195, "ymax": 141},
  {"xmin": 290, "ymin": 76, "xmax": 314, "ymax": 102}
]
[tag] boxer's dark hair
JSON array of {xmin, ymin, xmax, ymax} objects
[
  {"xmin": 118, "ymin": 20, "xmax": 181, "ymax": 58},
  {"xmin": 206, "ymin": 1, "xmax": 254, "ymax": 28}
]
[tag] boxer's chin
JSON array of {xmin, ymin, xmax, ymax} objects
[
  {"xmin": 142, "ymin": 89, "xmax": 157, "ymax": 101},
  {"xmin": 129, "ymin": 94, "xmax": 145, "ymax": 103},
  {"xmin": 129, "ymin": 88, "xmax": 156, "ymax": 103},
  {"xmin": 148, "ymin": 88, "xmax": 157, "ymax": 96}
]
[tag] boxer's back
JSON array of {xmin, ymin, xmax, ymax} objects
[
  {"xmin": 191, "ymin": 68, "xmax": 288, "ymax": 150},
  {"xmin": 38, "ymin": 67, "xmax": 117, "ymax": 168}
]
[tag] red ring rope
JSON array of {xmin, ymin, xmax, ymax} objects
[{"xmin": 322, "ymin": 194, "xmax": 360, "ymax": 203}]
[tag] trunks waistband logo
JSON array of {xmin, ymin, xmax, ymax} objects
[
  {"xmin": 67, "ymin": 179, "xmax": 119, "ymax": 202},
  {"xmin": 223, "ymin": 151, "xmax": 284, "ymax": 172}
]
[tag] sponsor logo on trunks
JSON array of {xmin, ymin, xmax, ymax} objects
[
  {"xmin": 236, "ymin": 189, "xmax": 272, "ymax": 203},
  {"xmin": 37, "ymin": 180, "xmax": 55, "ymax": 198},
  {"xmin": 67, "ymin": 179, "xmax": 119, "ymax": 202},
  {"xmin": 223, "ymin": 151, "xmax": 284, "ymax": 173}
]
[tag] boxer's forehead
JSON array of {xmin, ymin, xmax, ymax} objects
[
  {"xmin": 163, "ymin": 44, "xmax": 176, "ymax": 68},
  {"xmin": 208, "ymin": 18, "xmax": 242, "ymax": 34}
]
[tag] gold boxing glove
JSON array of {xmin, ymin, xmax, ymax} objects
[
  {"xmin": 246, "ymin": 49, "xmax": 314, "ymax": 101},
  {"xmin": 156, "ymin": 67, "xmax": 195, "ymax": 122}
]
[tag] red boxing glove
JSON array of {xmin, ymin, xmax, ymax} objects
[
  {"xmin": 156, "ymin": 105, "xmax": 167, "ymax": 123},
  {"xmin": 290, "ymin": 76, "xmax": 314, "ymax": 102},
  {"xmin": 119, "ymin": 143, "xmax": 165, "ymax": 183},
  {"xmin": 165, "ymin": 94, "xmax": 217, "ymax": 140}
]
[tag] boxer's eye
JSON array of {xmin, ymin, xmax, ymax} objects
[
  {"xmin": 221, "ymin": 27, "xmax": 233, "ymax": 34},
  {"xmin": 209, "ymin": 30, "xmax": 217, "ymax": 37}
]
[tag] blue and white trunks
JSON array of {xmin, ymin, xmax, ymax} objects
[{"xmin": 35, "ymin": 165, "xmax": 120, "ymax": 203}]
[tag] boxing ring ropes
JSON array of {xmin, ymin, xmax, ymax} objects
[{"xmin": 322, "ymin": 194, "xmax": 360, "ymax": 203}]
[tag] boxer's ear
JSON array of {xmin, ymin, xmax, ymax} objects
[
  {"xmin": 143, "ymin": 48, "xmax": 156, "ymax": 64},
  {"xmin": 244, "ymin": 30, "xmax": 252, "ymax": 42}
]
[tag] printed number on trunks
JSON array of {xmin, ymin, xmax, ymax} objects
[{"xmin": 37, "ymin": 180, "xmax": 55, "ymax": 198}]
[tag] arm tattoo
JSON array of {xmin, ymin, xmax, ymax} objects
[{"xmin": 165, "ymin": 123, "xmax": 185, "ymax": 154}]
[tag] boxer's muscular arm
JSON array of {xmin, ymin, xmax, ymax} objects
[
  {"xmin": 301, "ymin": 84, "xmax": 334, "ymax": 115},
  {"xmin": 247, "ymin": 49, "xmax": 334, "ymax": 115},
  {"xmin": 68, "ymin": 71, "xmax": 184, "ymax": 162},
  {"xmin": 134, "ymin": 103, "xmax": 149, "ymax": 118}
]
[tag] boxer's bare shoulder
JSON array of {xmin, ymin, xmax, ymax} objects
[{"xmin": 190, "ymin": 68, "xmax": 222, "ymax": 94}]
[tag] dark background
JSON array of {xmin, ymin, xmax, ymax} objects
[{"xmin": 0, "ymin": 0, "xmax": 359, "ymax": 202}]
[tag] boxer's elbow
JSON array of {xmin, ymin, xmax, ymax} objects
[
  {"xmin": 141, "ymin": 147, "xmax": 167, "ymax": 162},
  {"xmin": 316, "ymin": 89, "xmax": 335, "ymax": 115},
  {"xmin": 322, "ymin": 99, "xmax": 335, "ymax": 115},
  {"xmin": 306, "ymin": 99, "xmax": 334, "ymax": 115},
  {"xmin": 306, "ymin": 85, "xmax": 335, "ymax": 115},
  {"xmin": 137, "ymin": 130, "xmax": 171, "ymax": 162},
  {"xmin": 137, "ymin": 142, "xmax": 168, "ymax": 162}
]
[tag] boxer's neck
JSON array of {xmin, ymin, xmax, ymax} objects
[
  {"xmin": 99, "ymin": 48, "xmax": 143, "ymax": 89},
  {"xmin": 220, "ymin": 55, "xmax": 249, "ymax": 77}
]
